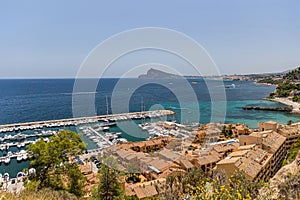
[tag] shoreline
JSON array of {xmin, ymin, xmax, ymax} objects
[{"xmin": 268, "ymin": 97, "xmax": 300, "ymax": 114}]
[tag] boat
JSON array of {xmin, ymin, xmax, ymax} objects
[
  {"xmin": 0, "ymin": 145, "xmax": 6, "ymax": 151},
  {"xmin": 225, "ymin": 83, "xmax": 236, "ymax": 89},
  {"xmin": 21, "ymin": 141, "xmax": 26, "ymax": 147},
  {"xmin": 17, "ymin": 154, "xmax": 23, "ymax": 162},
  {"xmin": 17, "ymin": 172, "xmax": 24, "ymax": 182},
  {"xmin": 3, "ymin": 173, "xmax": 9, "ymax": 182},
  {"xmin": 4, "ymin": 156, "xmax": 10, "ymax": 164},
  {"xmin": 17, "ymin": 142, "xmax": 22, "ymax": 148},
  {"xmin": 17, "ymin": 172, "xmax": 24, "ymax": 178},
  {"xmin": 29, "ymin": 168, "xmax": 36, "ymax": 175},
  {"xmin": 22, "ymin": 153, "xmax": 28, "ymax": 160}
]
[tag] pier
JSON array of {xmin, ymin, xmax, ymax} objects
[
  {"xmin": 87, "ymin": 127, "xmax": 113, "ymax": 146},
  {"xmin": 0, "ymin": 110, "xmax": 175, "ymax": 133}
]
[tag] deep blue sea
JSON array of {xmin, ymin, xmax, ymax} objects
[
  {"xmin": 1, "ymin": 78, "xmax": 300, "ymax": 177},
  {"xmin": 1, "ymin": 78, "xmax": 300, "ymax": 128}
]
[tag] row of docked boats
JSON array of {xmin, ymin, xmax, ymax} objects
[
  {"xmin": 107, "ymin": 111, "xmax": 170, "ymax": 121},
  {"xmin": 0, "ymin": 136, "xmax": 50, "ymax": 152},
  {"xmin": 0, "ymin": 150, "xmax": 28, "ymax": 164},
  {"xmin": 0, "ymin": 168, "xmax": 36, "ymax": 185},
  {"xmin": 0, "ymin": 130, "xmax": 55, "ymax": 142},
  {"xmin": 139, "ymin": 121, "xmax": 194, "ymax": 140},
  {"xmin": 0, "ymin": 110, "xmax": 174, "ymax": 134},
  {"xmin": 0, "ymin": 119, "xmax": 99, "ymax": 133},
  {"xmin": 80, "ymin": 125, "xmax": 128, "ymax": 149},
  {"xmin": 0, "ymin": 130, "xmax": 55, "ymax": 151}
]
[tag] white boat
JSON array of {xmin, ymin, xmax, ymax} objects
[
  {"xmin": 225, "ymin": 83, "xmax": 236, "ymax": 89},
  {"xmin": 17, "ymin": 143, "xmax": 22, "ymax": 148},
  {"xmin": 118, "ymin": 138, "xmax": 128, "ymax": 143},
  {"xmin": 22, "ymin": 154, "xmax": 28, "ymax": 160},
  {"xmin": 4, "ymin": 157, "xmax": 10, "ymax": 164},
  {"xmin": 17, "ymin": 154, "xmax": 23, "ymax": 162},
  {"xmin": 3, "ymin": 173, "xmax": 9, "ymax": 182},
  {"xmin": 7, "ymin": 151, "xmax": 13, "ymax": 157},
  {"xmin": 19, "ymin": 150, "xmax": 26, "ymax": 154},
  {"xmin": 21, "ymin": 141, "xmax": 26, "ymax": 147},
  {"xmin": 0, "ymin": 145, "xmax": 6, "ymax": 151},
  {"xmin": 17, "ymin": 172, "xmax": 24, "ymax": 179}
]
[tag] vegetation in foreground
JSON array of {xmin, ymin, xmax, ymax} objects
[
  {"xmin": 3, "ymin": 130, "xmax": 299, "ymax": 199},
  {"xmin": 25, "ymin": 130, "xmax": 87, "ymax": 197}
]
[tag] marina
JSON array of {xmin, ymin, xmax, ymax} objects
[
  {"xmin": 0, "ymin": 110, "xmax": 175, "ymax": 133},
  {"xmin": 0, "ymin": 110, "xmax": 175, "ymax": 179}
]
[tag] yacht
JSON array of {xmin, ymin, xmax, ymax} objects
[
  {"xmin": 0, "ymin": 145, "xmax": 6, "ymax": 151},
  {"xmin": 4, "ymin": 156, "xmax": 10, "ymax": 164},
  {"xmin": 17, "ymin": 154, "xmax": 23, "ymax": 162},
  {"xmin": 21, "ymin": 141, "xmax": 26, "ymax": 147},
  {"xmin": 7, "ymin": 151, "xmax": 13, "ymax": 157},
  {"xmin": 22, "ymin": 153, "xmax": 28, "ymax": 160},
  {"xmin": 3, "ymin": 173, "xmax": 9, "ymax": 182},
  {"xmin": 225, "ymin": 83, "xmax": 236, "ymax": 89}
]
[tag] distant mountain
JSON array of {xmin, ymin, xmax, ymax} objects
[{"xmin": 138, "ymin": 68, "xmax": 183, "ymax": 78}]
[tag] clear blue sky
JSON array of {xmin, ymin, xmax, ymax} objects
[{"xmin": 0, "ymin": 0, "xmax": 300, "ymax": 78}]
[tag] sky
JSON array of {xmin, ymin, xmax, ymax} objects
[{"xmin": 0, "ymin": 0, "xmax": 300, "ymax": 78}]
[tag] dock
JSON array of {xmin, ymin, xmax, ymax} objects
[
  {"xmin": 0, "ymin": 110, "xmax": 175, "ymax": 133},
  {"xmin": 87, "ymin": 127, "xmax": 113, "ymax": 146}
]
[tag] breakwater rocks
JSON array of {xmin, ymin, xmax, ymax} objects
[{"xmin": 242, "ymin": 105, "xmax": 293, "ymax": 112}]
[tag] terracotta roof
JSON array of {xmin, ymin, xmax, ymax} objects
[
  {"xmin": 250, "ymin": 131, "xmax": 286, "ymax": 154},
  {"xmin": 229, "ymin": 150, "xmax": 249, "ymax": 157},
  {"xmin": 158, "ymin": 148, "xmax": 181, "ymax": 162},
  {"xmin": 180, "ymin": 159, "xmax": 194, "ymax": 169},
  {"xmin": 134, "ymin": 185, "xmax": 158, "ymax": 199},
  {"xmin": 196, "ymin": 150, "xmax": 221, "ymax": 166},
  {"xmin": 265, "ymin": 121, "xmax": 278, "ymax": 125},
  {"xmin": 217, "ymin": 147, "xmax": 272, "ymax": 180},
  {"xmin": 149, "ymin": 158, "xmax": 172, "ymax": 172}
]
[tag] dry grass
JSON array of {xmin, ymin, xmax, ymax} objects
[{"xmin": 0, "ymin": 188, "xmax": 78, "ymax": 200}]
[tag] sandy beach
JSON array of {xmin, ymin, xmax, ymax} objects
[{"xmin": 270, "ymin": 97, "xmax": 300, "ymax": 114}]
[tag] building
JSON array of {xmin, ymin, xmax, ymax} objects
[
  {"xmin": 216, "ymin": 145, "xmax": 272, "ymax": 182},
  {"xmin": 258, "ymin": 121, "xmax": 279, "ymax": 132},
  {"xmin": 239, "ymin": 130, "xmax": 286, "ymax": 176},
  {"xmin": 125, "ymin": 179, "xmax": 166, "ymax": 199},
  {"xmin": 278, "ymin": 124, "xmax": 300, "ymax": 149},
  {"xmin": 192, "ymin": 148, "xmax": 222, "ymax": 174}
]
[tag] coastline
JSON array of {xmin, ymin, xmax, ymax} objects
[{"xmin": 269, "ymin": 97, "xmax": 300, "ymax": 114}]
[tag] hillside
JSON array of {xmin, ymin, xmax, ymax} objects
[
  {"xmin": 258, "ymin": 152, "xmax": 300, "ymax": 200},
  {"xmin": 267, "ymin": 67, "xmax": 300, "ymax": 102}
]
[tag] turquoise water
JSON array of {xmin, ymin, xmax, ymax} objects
[
  {"xmin": 1, "ymin": 78, "xmax": 300, "ymax": 177},
  {"xmin": 0, "ymin": 125, "xmax": 98, "ymax": 177}
]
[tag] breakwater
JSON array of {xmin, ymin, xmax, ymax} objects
[
  {"xmin": 242, "ymin": 106, "xmax": 293, "ymax": 112},
  {"xmin": 0, "ymin": 110, "xmax": 175, "ymax": 133}
]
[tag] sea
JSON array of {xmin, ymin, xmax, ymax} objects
[{"xmin": 1, "ymin": 78, "xmax": 300, "ymax": 177}]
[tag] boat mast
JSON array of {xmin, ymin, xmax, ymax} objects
[
  {"xmin": 141, "ymin": 96, "xmax": 144, "ymax": 112},
  {"xmin": 141, "ymin": 96, "xmax": 145, "ymax": 122},
  {"xmin": 106, "ymin": 96, "xmax": 109, "ymax": 115}
]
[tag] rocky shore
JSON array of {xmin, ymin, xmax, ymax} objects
[{"xmin": 269, "ymin": 97, "xmax": 300, "ymax": 114}]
